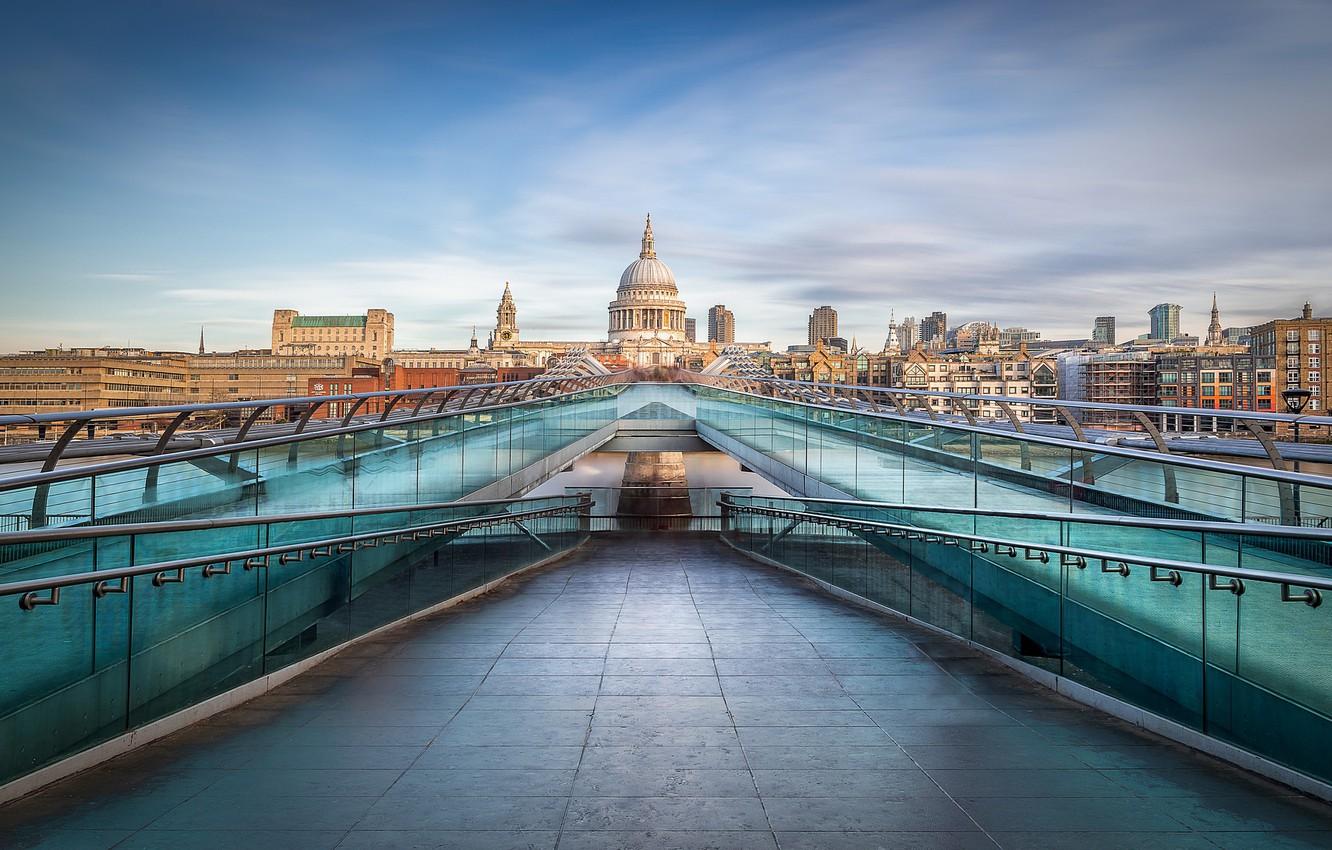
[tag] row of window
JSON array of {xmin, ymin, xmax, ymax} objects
[
  {"xmin": 0, "ymin": 382, "xmax": 84, "ymax": 390},
  {"xmin": 107, "ymin": 368, "xmax": 182, "ymax": 379},
  {"xmin": 1287, "ymin": 371, "xmax": 1322, "ymax": 383}
]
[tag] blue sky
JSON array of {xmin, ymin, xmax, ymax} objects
[{"xmin": 1, "ymin": 0, "xmax": 1330, "ymax": 352}]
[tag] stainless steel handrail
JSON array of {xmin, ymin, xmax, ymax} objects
[
  {"xmin": 721, "ymin": 500, "xmax": 1332, "ymax": 596},
  {"xmin": 0, "ymin": 495, "xmax": 588, "ymax": 545},
  {"xmin": 0, "ymin": 371, "xmax": 631, "ymax": 478},
  {"xmin": 718, "ymin": 494, "xmax": 1332, "ymax": 541},
  {"xmin": 688, "ymin": 372, "xmax": 1332, "ymax": 428},
  {"xmin": 0, "ymin": 496, "xmax": 593, "ymax": 606},
  {"xmin": 0, "ymin": 379, "xmax": 626, "ymax": 492},
  {"xmin": 691, "ymin": 380, "xmax": 1332, "ymax": 488},
  {"xmin": 0, "ymin": 374, "xmax": 624, "ymax": 428}
]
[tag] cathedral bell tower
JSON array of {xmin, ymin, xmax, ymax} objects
[{"xmin": 490, "ymin": 281, "xmax": 519, "ymax": 348}]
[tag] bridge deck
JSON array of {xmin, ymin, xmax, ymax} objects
[{"xmin": 4, "ymin": 534, "xmax": 1331, "ymax": 849}]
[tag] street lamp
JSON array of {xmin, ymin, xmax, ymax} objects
[
  {"xmin": 1283, "ymin": 388, "xmax": 1313, "ymax": 448},
  {"xmin": 1282, "ymin": 388, "xmax": 1313, "ymax": 525}
]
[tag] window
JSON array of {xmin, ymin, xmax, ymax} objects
[
  {"xmin": 1287, "ymin": 342, "xmax": 1301, "ymax": 355},
  {"xmin": 1201, "ymin": 372, "xmax": 1215, "ymax": 383},
  {"xmin": 1311, "ymin": 372, "xmax": 1322, "ymax": 383},
  {"xmin": 1310, "ymin": 358, "xmax": 1321, "ymax": 369},
  {"xmin": 1288, "ymin": 370, "xmax": 1301, "ymax": 382},
  {"xmin": 1159, "ymin": 372, "xmax": 1178, "ymax": 383},
  {"xmin": 1219, "ymin": 386, "xmax": 1233, "ymax": 396},
  {"xmin": 1311, "ymin": 344, "xmax": 1322, "ymax": 355},
  {"xmin": 1287, "ymin": 330, "xmax": 1300, "ymax": 341},
  {"xmin": 1287, "ymin": 357, "xmax": 1300, "ymax": 368},
  {"xmin": 1311, "ymin": 330, "xmax": 1322, "ymax": 341}
]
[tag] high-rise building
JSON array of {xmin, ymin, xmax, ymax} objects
[
  {"xmin": 898, "ymin": 316, "xmax": 917, "ymax": 352},
  {"xmin": 708, "ymin": 305, "xmax": 735, "ymax": 344},
  {"xmin": 807, "ymin": 306, "xmax": 838, "ymax": 346},
  {"xmin": 1092, "ymin": 316, "xmax": 1116, "ymax": 346},
  {"xmin": 1149, "ymin": 303, "xmax": 1182, "ymax": 342},
  {"xmin": 1205, "ymin": 293, "xmax": 1224, "ymax": 347},
  {"xmin": 272, "ymin": 309, "xmax": 394, "ymax": 359},
  {"xmin": 684, "ymin": 318, "xmax": 696, "ymax": 343},
  {"xmin": 919, "ymin": 311, "xmax": 948, "ymax": 349},
  {"xmin": 1251, "ymin": 302, "xmax": 1330, "ymax": 414}
]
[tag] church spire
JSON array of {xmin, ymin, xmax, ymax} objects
[
  {"xmin": 1206, "ymin": 291, "xmax": 1224, "ymax": 346},
  {"xmin": 639, "ymin": 213, "xmax": 656, "ymax": 259},
  {"xmin": 885, "ymin": 309, "xmax": 900, "ymax": 353},
  {"xmin": 198, "ymin": 324, "xmax": 205, "ymax": 355}
]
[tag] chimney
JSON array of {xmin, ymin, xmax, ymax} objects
[{"xmin": 1303, "ymin": 301, "xmax": 1314, "ymax": 320}]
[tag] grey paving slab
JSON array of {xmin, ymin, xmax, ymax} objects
[
  {"xmin": 4, "ymin": 532, "xmax": 1331, "ymax": 849},
  {"xmin": 555, "ymin": 832, "xmax": 777, "ymax": 850},
  {"xmin": 335, "ymin": 832, "xmax": 558, "ymax": 850}
]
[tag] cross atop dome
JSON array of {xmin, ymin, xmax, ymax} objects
[{"xmin": 640, "ymin": 213, "xmax": 655, "ymax": 259}]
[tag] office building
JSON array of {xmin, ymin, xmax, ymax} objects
[
  {"xmin": 807, "ymin": 306, "xmax": 838, "ymax": 346},
  {"xmin": 897, "ymin": 316, "xmax": 917, "ymax": 352},
  {"xmin": 272, "ymin": 309, "xmax": 394, "ymax": 360},
  {"xmin": 920, "ymin": 311, "xmax": 948, "ymax": 349},
  {"xmin": 1149, "ymin": 303, "xmax": 1182, "ymax": 342},
  {"xmin": 999, "ymin": 327, "xmax": 1041, "ymax": 349},
  {"xmin": 1092, "ymin": 316, "xmax": 1116, "ymax": 347},
  {"xmin": 707, "ymin": 305, "xmax": 735, "ymax": 344}
]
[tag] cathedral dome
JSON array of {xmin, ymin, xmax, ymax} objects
[
  {"xmin": 618, "ymin": 257, "xmax": 677, "ymax": 290},
  {"xmin": 608, "ymin": 214, "xmax": 687, "ymax": 345},
  {"xmin": 616, "ymin": 214, "xmax": 678, "ymax": 293}
]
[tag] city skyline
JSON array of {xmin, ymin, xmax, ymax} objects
[{"xmin": 2, "ymin": 1, "xmax": 1330, "ymax": 351}]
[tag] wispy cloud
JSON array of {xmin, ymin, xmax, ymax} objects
[{"xmin": 1, "ymin": 1, "xmax": 1329, "ymax": 352}]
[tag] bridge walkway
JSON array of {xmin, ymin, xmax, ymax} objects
[{"xmin": 3, "ymin": 534, "xmax": 1331, "ymax": 849}]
